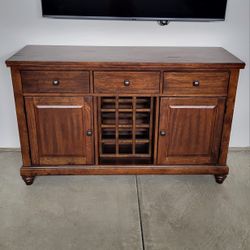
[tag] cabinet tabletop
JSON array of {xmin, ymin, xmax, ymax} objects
[{"xmin": 6, "ymin": 45, "xmax": 245, "ymax": 68}]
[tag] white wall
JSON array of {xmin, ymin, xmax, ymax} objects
[{"xmin": 0, "ymin": 0, "xmax": 249, "ymax": 148}]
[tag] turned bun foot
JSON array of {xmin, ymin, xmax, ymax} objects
[
  {"xmin": 214, "ymin": 175, "xmax": 227, "ymax": 184},
  {"xmin": 22, "ymin": 176, "xmax": 35, "ymax": 185}
]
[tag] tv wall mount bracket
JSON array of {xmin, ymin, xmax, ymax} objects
[{"xmin": 157, "ymin": 20, "xmax": 170, "ymax": 26}]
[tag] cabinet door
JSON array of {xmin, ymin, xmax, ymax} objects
[
  {"xmin": 158, "ymin": 97, "xmax": 225, "ymax": 165},
  {"xmin": 25, "ymin": 97, "xmax": 94, "ymax": 165}
]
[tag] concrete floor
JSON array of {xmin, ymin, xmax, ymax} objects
[{"xmin": 0, "ymin": 150, "xmax": 249, "ymax": 250}]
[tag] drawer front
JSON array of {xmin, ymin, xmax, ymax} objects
[
  {"xmin": 164, "ymin": 72, "xmax": 229, "ymax": 96},
  {"xmin": 94, "ymin": 71, "xmax": 160, "ymax": 94},
  {"xmin": 21, "ymin": 71, "xmax": 90, "ymax": 93}
]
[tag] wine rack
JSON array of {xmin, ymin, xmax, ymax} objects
[{"xmin": 98, "ymin": 96, "xmax": 155, "ymax": 164}]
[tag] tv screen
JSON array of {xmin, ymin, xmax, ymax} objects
[{"xmin": 41, "ymin": 0, "xmax": 228, "ymax": 21}]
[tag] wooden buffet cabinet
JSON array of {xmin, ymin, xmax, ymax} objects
[{"xmin": 6, "ymin": 46, "xmax": 245, "ymax": 185}]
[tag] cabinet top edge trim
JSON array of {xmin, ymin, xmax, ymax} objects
[
  {"xmin": 6, "ymin": 62, "xmax": 245, "ymax": 69},
  {"xmin": 6, "ymin": 45, "xmax": 245, "ymax": 69}
]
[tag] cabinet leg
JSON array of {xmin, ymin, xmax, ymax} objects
[
  {"xmin": 22, "ymin": 176, "xmax": 35, "ymax": 185},
  {"xmin": 214, "ymin": 175, "xmax": 227, "ymax": 184}
]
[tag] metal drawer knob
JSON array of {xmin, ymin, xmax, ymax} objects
[
  {"xmin": 193, "ymin": 80, "xmax": 200, "ymax": 87},
  {"xmin": 124, "ymin": 80, "xmax": 130, "ymax": 86},
  {"xmin": 53, "ymin": 80, "xmax": 60, "ymax": 86},
  {"xmin": 86, "ymin": 130, "xmax": 93, "ymax": 136},
  {"xmin": 160, "ymin": 131, "xmax": 166, "ymax": 136}
]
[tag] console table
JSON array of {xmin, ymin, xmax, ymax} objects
[{"xmin": 6, "ymin": 46, "xmax": 245, "ymax": 185}]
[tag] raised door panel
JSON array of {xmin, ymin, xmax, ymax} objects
[
  {"xmin": 25, "ymin": 97, "xmax": 94, "ymax": 165},
  {"xmin": 158, "ymin": 97, "xmax": 225, "ymax": 165}
]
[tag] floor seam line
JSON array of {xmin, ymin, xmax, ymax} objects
[{"xmin": 135, "ymin": 175, "xmax": 145, "ymax": 250}]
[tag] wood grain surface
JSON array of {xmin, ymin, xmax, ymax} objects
[
  {"xmin": 25, "ymin": 97, "xmax": 94, "ymax": 165},
  {"xmin": 5, "ymin": 46, "xmax": 245, "ymax": 184},
  {"xmin": 21, "ymin": 70, "xmax": 90, "ymax": 93},
  {"xmin": 164, "ymin": 71, "xmax": 229, "ymax": 96},
  {"xmin": 6, "ymin": 46, "xmax": 245, "ymax": 69},
  {"xmin": 94, "ymin": 71, "xmax": 160, "ymax": 94},
  {"xmin": 157, "ymin": 97, "xmax": 225, "ymax": 165}
]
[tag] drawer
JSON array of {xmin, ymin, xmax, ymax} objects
[
  {"xmin": 94, "ymin": 71, "xmax": 160, "ymax": 94},
  {"xmin": 164, "ymin": 72, "xmax": 229, "ymax": 96},
  {"xmin": 21, "ymin": 71, "xmax": 90, "ymax": 93}
]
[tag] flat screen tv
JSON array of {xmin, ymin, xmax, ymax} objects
[{"xmin": 41, "ymin": 0, "xmax": 228, "ymax": 23}]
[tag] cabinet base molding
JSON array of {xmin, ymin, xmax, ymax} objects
[{"xmin": 21, "ymin": 165, "xmax": 229, "ymax": 185}]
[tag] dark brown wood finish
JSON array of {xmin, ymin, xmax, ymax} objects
[
  {"xmin": 93, "ymin": 96, "xmax": 100, "ymax": 164},
  {"xmin": 214, "ymin": 175, "xmax": 228, "ymax": 184},
  {"xmin": 219, "ymin": 69, "xmax": 241, "ymax": 165},
  {"xmin": 94, "ymin": 71, "xmax": 160, "ymax": 94},
  {"xmin": 6, "ymin": 46, "xmax": 245, "ymax": 185},
  {"xmin": 21, "ymin": 70, "xmax": 90, "ymax": 93},
  {"xmin": 6, "ymin": 46, "xmax": 244, "ymax": 68},
  {"xmin": 157, "ymin": 97, "xmax": 225, "ymax": 165},
  {"xmin": 22, "ymin": 176, "xmax": 35, "ymax": 185},
  {"xmin": 25, "ymin": 97, "xmax": 94, "ymax": 165},
  {"xmin": 21, "ymin": 165, "xmax": 229, "ymax": 176},
  {"xmin": 164, "ymin": 72, "xmax": 229, "ymax": 96},
  {"xmin": 98, "ymin": 96, "xmax": 154, "ymax": 163},
  {"xmin": 10, "ymin": 68, "xmax": 31, "ymax": 166}
]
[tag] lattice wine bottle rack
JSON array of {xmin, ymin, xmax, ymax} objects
[{"xmin": 98, "ymin": 96, "xmax": 155, "ymax": 164}]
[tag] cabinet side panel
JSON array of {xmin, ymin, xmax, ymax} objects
[
  {"xmin": 10, "ymin": 68, "xmax": 31, "ymax": 166},
  {"xmin": 219, "ymin": 69, "xmax": 240, "ymax": 165}
]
